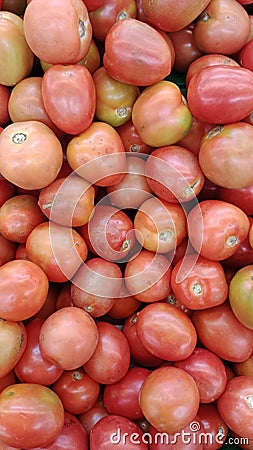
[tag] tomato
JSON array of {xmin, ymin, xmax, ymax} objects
[
  {"xmin": 192, "ymin": 302, "xmax": 253, "ymax": 362},
  {"xmin": 117, "ymin": 120, "xmax": 154, "ymax": 155},
  {"xmin": 224, "ymin": 218, "xmax": 253, "ymax": 268},
  {"xmin": 218, "ymin": 183, "xmax": 253, "ymax": 216},
  {"xmin": 53, "ymin": 367, "xmax": 100, "ymax": 415},
  {"xmin": 136, "ymin": 302, "xmax": 197, "ymax": 361},
  {"xmin": 134, "ymin": 197, "xmax": 187, "ymax": 254},
  {"xmin": 0, "ymin": 12, "xmax": 34, "ymax": 86},
  {"xmin": 23, "ymin": 0, "xmax": 92, "ymax": 64},
  {"xmin": 188, "ymin": 200, "xmax": 250, "ymax": 261},
  {"xmin": 38, "ymin": 175, "xmax": 95, "ymax": 228},
  {"xmin": 187, "ymin": 65, "xmax": 253, "ymax": 124},
  {"xmin": 84, "ymin": 0, "xmax": 105, "ymax": 11},
  {"xmin": 84, "ymin": 321, "xmax": 130, "ymax": 384},
  {"xmin": 233, "ymin": 353, "xmax": 253, "ymax": 377},
  {"xmin": 90, "ymin": 414, "xmax": 148, "ymax": 449},
  {"xmin": 229, "ymin": 264, "xmax": 253, "ymax": 329},
  {"xmin": 193, "ymin": 0, "xmax": 250, "ymax": 55},
  {"xmin": 185, "ymin": 54, "xmax": 240, "ymax": 87},
  {"xmin": 103, "ymin": 19, "xmax": 172, "ymax": 86},
  {"xmin": 250, "ymin": 223, "xmax": 253, "ymax": 249},
  {"xmin": 124, "ymin": 250, "xmax": 172, "ymax": 302},
  {"xmin": 0, "ymin": 84, "xmax": 10, "ymax": 126},
  {"xmin": 103, "ymin": 367, "xmax": 151, "ymax": 420},
  {"xmin": 149, "ymin": 417, "xmax": 204, "ymax": 450},
  {"xmin": 0, "ymin": 177, "xmax": 15, "ymax": 207},
  {"xmin": 33, "ymin": 283, "xmax": 59, "ymax": 321},
  {"xmin": 0, "ymin": 371, "xmax": 16, "ymax": 394},
  {"xmin": 93, "ymin": 66, "xmax": 140, "ymax": 127},
  {"xmin": 139, "ymin": 366, "xmax": 200, "ymax": 434},
  {"xmin": 71, "ymin": 257, "xmax": 122, "ymax": 317},
  {"xmin": 171, "ymin": 255, "xmax": 228, "ymax": 310},
  {"xmin": 0, "ymin": 383, "xmax": 64, "ymax": 449},
  {"xmin": 0, "ymin": 233, "xmax": 16, "ymax": 267},
  {"xmin": 39, "ymin": 306, "xmax": 98, "ymax": 370},
  {"xmin": 56, "ymin": 283, "xmax": 73, "ymax": 310},
  {"xmin": 145, "ymin": 146, "xmax": 204, "ymax": 203},
  {"xmin": 89, "ymin": 0, "xmax": 137, "ymax": 41},
  {"xmin": 197, "ymin": 404, "xmax": 228, "ymax": 450},
  {"xmin": 108, "ymin": 286, "xmax": 141, "ymax": 319},
  {"xmin": 132, "ymin": 83, "xmax": 192, "ymax": 147},
  {"xmin": 41, "ymin": 64, "xmax": 96, "ymax": 135},
  {"xmin": 106, "ymin": 155, "xmax": 153, "ymax": 209},
  {"xmin": 141, "ymin": 0, "xmax": 211, "ymax": 32},
  {"xmin": 175, "ymin": 347, "xmax": 227, "ymax": 403},
  {"xmin": 168, "ymin": 24, "xmax": 204, "ymax": 73},
  {"xmin": 217, "ymin": 376, "xmax": 253, "ymax": 439},
  {"xmin": 240, "ymin": 38, "xmax": 253, "ymax": 71},
  {"xmin": 0, "ymin": 318, "xmax": 27, "ymax": 379},
  {"xmin": 0, "ymin": 121, "xmax": 63, "ymax": 190},
  {"xmin": 26, "ymin": 222, "xmax": 88, "ymax": 283},
  {"xmin": 66, "ymin": 121, "xmax": 127, "ymax": 187},
  {"xmin": 2, "ymin": 0, "xmax": 26, "ymax": 15}
]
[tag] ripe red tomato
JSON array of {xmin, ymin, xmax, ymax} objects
[
  {"xmin": 229, "ymin": 264, "xmax": 253, "ymax": 329},
  {"xmin": 0, "ymin": 177, "xmax": 15, "ymax": 207},
  {"xmin": 0, "ymin": 84, "xmax": 10, "ymax": 126},
  {"xmin": 149, "ymin": 417, "xmax": 204, "ymax": 450},
  {"xmin": 185, "ymin": 54, "xmax": 240, "ymax": 87},
  {"xmin": 0, "ymin": 233, "xmax": 16, "ymax": 267},
  {"xmin": 240, "ymin": 38, "xmax": 253, "ymax": 71},
  {"xmin": 117, "ymin": 120, "xmax": 154, "ymax": 155},
  {"xmin": 197, "ymin": 404, "xmax": 228, "ymax": 450},
  {"xmin": 168, "ymin": 24, "xmax": 204, "ymax": 73},
  {"xmin": 0, "ymin": 383, "xmax": 64, "ymax": 449},
  {"xmin": 233, "ymin": 353, "xmax": 253, "ymax": 377},
  {"xmin": 0, "ymin": 318, "xmax": 27, "ymax": 379}
]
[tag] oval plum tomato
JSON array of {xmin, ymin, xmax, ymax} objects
[
  {"xmin": 103, "ymin": 367, "xmax": 150, "ymax": 420},
  {"xmin": 171, "ymin": 255, "xmax": 228, "ymax": 310},
  {"xmin": 124, "ymin": 250, "xmax": 172, "ymax": 302},
  {"xmin": 66, "ymin": 121, "xmax": 127, "ymax": 187},
  {"xmin": 0, "ymin": 319, "xmax": 27, "ymax": 379},
  {"xmin": 0, "ymin": 194, "xmax": 45, "ymax": 243},
  {"xmin": 168, "ymin": 24, "xmax": 204, "ymax": 73},
  {"xmin": 134, "ymin": 197, "xmax": 187, "ymax": 254},
  {"xmin": 229, "ymin": 265, "xmax": 253, "ymax": 330},
  {"xmin": 52, "ymin": 368, "xmax": 100, "ymax": 415},
  {"xmin": 175, "ymin": 347, "xmax": 227, "ymax": 403},
  {"xmin": 84, "ymin": 321, "xmax": 130, "ymax": 384},
  {"xmin": 38, "ymin": 175, "xmax": 95, "ymax": 228},
  {"xmin": 187, "ymin": 65, "xmax": 253, "ymax": 124},
  {"xmin": 145, "ymin": 146, "xmax": 204, "ymax": 203},
  {"xmin": 7, "ymin": 77, "xmax": 63, "ymax": 137},
  {"xmin": 141, "ymin": 0, "xmax": 211, "ymax": 32},
  {"xmin": 0, "ymin": 259, "xmax": 49, "ymax": 321},
  {"xmin": 14, "ymin": 318, "xmax": 63, "ymax": 386},
  {"xmin": 0, "ymin": 84, "xmax": 10, "ymax": 126},
  {"xmin": 90, "ymin": 414, "xmax": 148, "ymax": 450},
  {"xmin": 217, "ymin": 376, "xmax": 253, "ymax": 439},
  {"xmin": 192, "ymin": 302, "xmax": 253, "ymax": 362},
  {"xmin": 0, "ymin": 383, "xmax": 64, "ymax": 449},
  {"xmin": 139, "ymin": 366, "xmax": 200, "ymax": 434},
  {"xmin": 103, "ymin": 18, "xmax": 172, "ymax": 86},
  {"xmin": 23, "ymin": 0, "xmax": 92, "ymax": 64},
  {"xmin": 0, "ymin": 12, "xmax": 34, "ymax": 86},
  {"xmin": 0, "ymin": 233, "xmax": 16, "ymax": 267},
  {"xmin": 132, "ymin": 83, "xmax": 192, "ymax": 147},
  {"xmin": 188, "ymin": 200, "xmax": 250, "ymax": 261},
  {"xmin": 193, "ymin": 0, "xmax": 250, "ymax": 55},
  {"xmin": 41, "ymin": 64, "xmax": 96, "ymax": 135},
  {"xmin": 93, "ymin": 66, "xmax": 140, "ymax": 127},
  {"xmin": 136, "ymin": 302, "xmax": 197, "ymax": 361},
  {"xmin": 0, "ymin": 121, "xmax": 63, "ymax": 190},
  {"xmin": 240, "ymin": 38, "xmax": 253, "ymax": 71},
  {"xmin": 89, "ymin": 0, "xmax": 137, "ymax": 41},
  {"xmin": 71, "ymin": 257, "xmax": 122, "ymax": 317},
  {"xmin": 26, "ymin": 222, "xmax": 88, "ymax": 283},
  {"xmin": 218, "ymin": 183, "xmax": 253, "ymax": 216},
  {"xmin": 197, "ymin": 404, "xmax": 228, "ymax": 450},
  {"xmin": 39, "ymin": 306, "xmax": 98, "ymax": 370},
  {"xmin": 199, "ymin": 123, "xmax": 253, "ymax": 189}
]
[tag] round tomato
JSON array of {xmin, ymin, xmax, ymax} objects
[
  {"xmin": 185, "ymin": 54, "xmax": 240, "ymax": 87},
  {"xmin": 168, "ymin": 24, "xmax": 204, "ymax": 73},
  {"xmin": 229, "ymin": 265, "xmax": 253, "ymax": 329},
  {"xmin": 0, "ymin": 318, "xmax": 27, "ymax": 379}
]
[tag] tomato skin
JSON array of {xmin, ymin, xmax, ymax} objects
[
  {"xmin": 218, "ymin": 183, "xmax": 253, "ymax": 216},
  {"xmin": 240, "ymin": 38, "xmax": 253, "ymax": 71},
  {"xmin": 185, "ymin": 54, "xmax": 240, "ymax": 87},
  {"xmin": 0, "ymin": 84, "xmax": 10, "ymax": 126},
  {"xmin": 224, "ymin": 218, "xmax": 253, "ymax": 268},
  {"xmin": 41, "ymin": 64, "xmax": 96, "ymax": 135},
  {"xmin": 0, "ymin": 319, "xmax": 27, "ymax": 379},
  {"xmin": 0, "ymin": 233, "xmax": 16, "ymax": 267},
  {"xmin": 168, "ymin": 24, "xmax": 204, "ymax": 73},
  {"xmin": 103, "ymin": 18, "xmax": 172, "ymax": 86},
  {"xmin": 136, "ymin": 302, "xmax": 197, "ymax": 361},
  {"xmin": 197, "ymin": 404, "xmax": 228, "ymax": 450},
  {"xmin": 187, "ymin": 65, "xmax": 253, "ymax": 124},
  {"xmin": 132, "ymin": 83, "xmax": 192, "ymax": 147},
  {"xmin": 233, "ymin": 353, "xmax": 253, "ymax": 377},
  {"xmin": 139, "ymin": 366, "xmax": 200, "ymax": 435},
  {"xmin": 217, "ymin": 376, "xmax": 253, "ymax": 439},
  {"xmin": 229, "ymin": 265, "xmax": 253, "ymax": 329},
  {"xmin": 0, "ymin": 178, "xmax": 15, "ymax": 207},
  {"xmin": 192, "ymin": 302, "xmax": 253, "ymax": 362},
  {"xmin": 84, "ymin": 0, "xmax": 105, "ymax": 11}
]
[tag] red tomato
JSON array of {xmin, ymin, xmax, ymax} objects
[
  {"xmin": 41, "ymin": 64, "xmax": 96, "ymax": 135},
  {"xmin": 0, "ymin": 383, "xmax": 64, "ymax": 449},
  {"xmin": 84, "ymin": 321, "xmax": 130, "ymax": 384},
  {"xmin": 84, "ymin": 0, "xmax": 105, "ymax": 11},
  {"xmin": 177, "ymin": 116, "xmax": 213, "ymax": 157},
  {"xmin": 0, "ymin": 233, "xmax": 16, "ymax": 267},
  {"xmin": 103, "ymin": 18, "xmax": 172, "ymax": 86},
  {"xmin": 185, "ymin": 54, "xmax": 240, "ymax": 87},
  {"xmin": 240, "ymin": 38, "xmax": 253, "ymax": 71},
  {"xmin": 168, "ymin": 24, "xmax": 204, "ymax": 73},
  {"xmin": 0, "ymin": 370, "xmax": 16, "ymax": 394},
  {"xmin": 136, "ymin": 302, "xmax": 197, "ymax": 361},
  {"xmin": 217, "ymin": 376, "xmax": 253, "ymax": 439},
  {"xmin": 0, "ymin": 84, "xmax": 10, "ymax": 126},
  {"xmin": 14, "ymin": 319, "xmax": 63, "ymax": 386},
  {"xmin": 224, "ymin": 218, "xmax": 253, "ymax": 268},
  {"xmin": 192, "ymin": 302, "xmax": 253, "ymax": 362},
  {"xmin": 229, "ymin": 264, "xmax": 253, "ymax": 329},
  {"xmin": 23, "ymin": 0, "xmax": 92, "ymax": 64},
  {"xmin": 139, "ymin": 366, "xmax": 200, "ymax": 434},
  {"xmin": 78, "ymin": 399, "xmax": 109, "ymax": 435},
  {"xmin": 117, "ymin": 120, "xmax": 154, "ymax": 155},
  {"xmin": 0, "ymin": 177, "xmax": 15, "ymax": 207},
  {"xmin": 197, "ymin": 404, "xmax": 228, "ymax": 450},
  {"xmin": 0, "ymin": 319, "xmax": 27, "ymax": 379},
  {"xmin": 188, "ymin": 200, "xmax": 250, "ymax": 261},
  {"xmin": 39, "ymin": 306, "xmax": 98, "ymax": 370},
  {"xmin": 149, "ymin": 417, "xmax": 204, "ymax": 450},
  {"xmin": 108, "ymin": 286, "xmax": 141, "ymax": 319},
  {"xmin": 187, "ymin": 65, "xmax": 253, "ymax": 124},
  {"xmin": 53, "ymin": 368, "xmax": 100, "ymax": 415},
  {"xmin": 233, "ymin": 353, "xmax": 253, "ymax": 377},
  {"xmin": 218, "ymin": 183, "xmax": 253, "ymax": 216}
]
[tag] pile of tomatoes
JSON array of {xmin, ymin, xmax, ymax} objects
[{"xmin": 0, "ymin": 0, "xmax": 253, "ymax": 449}]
